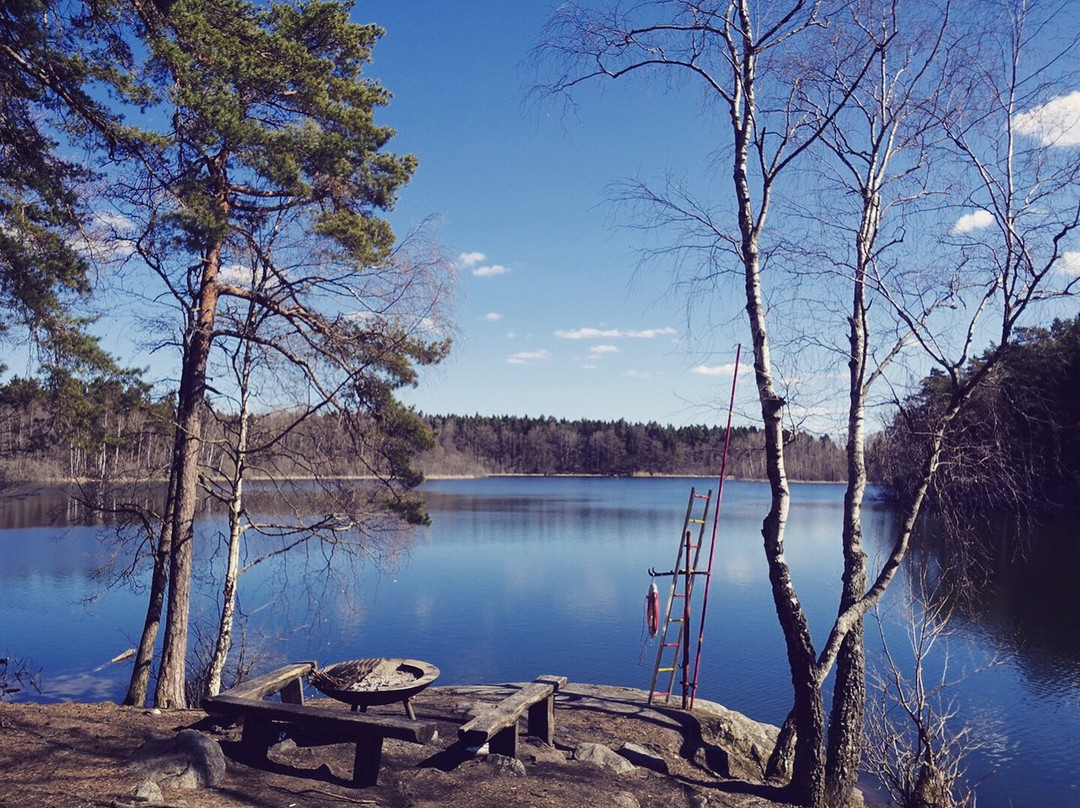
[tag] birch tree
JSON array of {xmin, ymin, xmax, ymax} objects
[
  {"xmin": 539, "ymin": 1, "xmax": 1080, "ymax": 806},
  {"xmin": 540, "ymin": 3, "xmax": 870, "ymax": 801}
]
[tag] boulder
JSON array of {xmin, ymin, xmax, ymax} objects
[
  {"xmin": 574, "ymin": 742, "xmax": 636, "ymax": 775},
  {"xmin": 128, "ymin": 728, "xmax": 226, "ymax": 789},
  {"xmin": 485, "ymin": 754, "xmax": 527, "ymax": 777},
  {"xmin": 131, "ymin": 779, "xmax": 163, "ymax": 803},
  {"xmin": 691, "ymin": 701, "xmax": 786, "ymax": 781},
  {"xmin": 618, "ymin": 742, "xmax": 669, "ymax": 774}
]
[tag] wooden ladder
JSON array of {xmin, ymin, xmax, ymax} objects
[{"xmin": 647, "ymin": 486, "xmax": 713, "ymax": 709}]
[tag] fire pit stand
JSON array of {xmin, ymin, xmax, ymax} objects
[{"xmin": 307, "ymin": 658, "xmax": 440, "ymax": 720}]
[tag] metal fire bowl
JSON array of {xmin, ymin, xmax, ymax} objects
[{"xmin": 308, "ymin": 658, "xmax": 440, "ymax": 710}]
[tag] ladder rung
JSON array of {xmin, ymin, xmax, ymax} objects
[
  {"xmin": 663, "ymin": 642, "xmax": 680, "ymax": 648},
  {"xmin": 658, "ymin": 667, "xmax": 675, "ymax": 673},
  {"xmin": 688, "ymin": 519, "xmax": 705, "ymax": 524}
]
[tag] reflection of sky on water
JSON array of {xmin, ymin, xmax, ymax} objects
[{"xmin": 1, "ymin": 478, "xmax": 1077, "ymax": 807}]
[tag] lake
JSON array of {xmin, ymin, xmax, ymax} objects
[{"xmin": 0, "ymin": 477, "xmax": 1076, "ymax": 807}]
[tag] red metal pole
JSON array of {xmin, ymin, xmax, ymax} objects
[{"xmin": 681, "ymin": 528, "xmax": 692, "ymax": 709}]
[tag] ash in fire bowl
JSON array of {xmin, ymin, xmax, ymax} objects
[{"xmin": 308, "ymin": 658, "xmax": 440, "ymax": 711}]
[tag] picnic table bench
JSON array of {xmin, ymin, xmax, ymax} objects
[
  {"xmin": 458, "ymin": 675, "xmax": 567, "ymax": 758},
  {"xmin": 202, "ymin": 661, "xmax": 438, "ymax": 787}
]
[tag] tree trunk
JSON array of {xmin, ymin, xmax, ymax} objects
[
  {"xmin": 743, "ymin": 190, "xmax": 826, "ymax": 808},
  {"xmin": 204, "ymin": 511, "xmax": 242, "ymax": 697},
  {"xmin": 122, "ymin": 470, "xmax": 176, "ymax": 706},
  {"xmin": 826, "ymin": 199, "xmax": 874, "ymax": 806},
  {"xmin": 731, "ymin": 24, "xmax": 827, "ymax": 801},
  {"xmin": 826, "ymin": 614, "xmax": 866, "ymax": 806},
  {"xmin": 154, "ymin": 238, "xmax": 223, "ymax": 709},
  {"xmin": 204, "ymin": 334, "xmax": 253, "ymax": 698}
]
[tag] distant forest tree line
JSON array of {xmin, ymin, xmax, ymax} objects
[
  {"xmin": 0, "ymin": 373, "xmax": 423, "ymax": 484},
  {"xmin": 419, "ymin": 414, "xmax": 847, "ymax": 480},
  {"xmin": 0, "ymin": 374, "xmax": 847, "ymax": 482},
  {"xmin": 5, "ymin": 314, "xmax": 1079, "ymax": 498}
]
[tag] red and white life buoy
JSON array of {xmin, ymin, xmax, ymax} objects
[{"xmin": 645, "ymin": 582, "xmax": 660, "ymax": 637}]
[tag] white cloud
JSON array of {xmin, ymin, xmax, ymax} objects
[
  {"xmin": 217, "ymin": 263, "xmax": 270, "ymax": 287},
  {"xmin": 1057, "ymin": 251, "xmax": 1080, "ymax": 275},
  {"xmin": 342, "ymin": 310, "xmax": 374, "ymax": 322},
  {"xmin": 555, "ymin": 326, "xmax": 676, "ymax": 339},
  {"xmin": 627, "ymin": 327, "xmax": 677, "ymax": 339},
  {"xmin": 457, "ymin": 251, "xmax": 486, "ymax": 267},
  {"xmin": 690, "ymin": 363, "xmax": 740, "ymax": 376},
  {"xmin": 92, "ymin": 210, "xmax": 136, "ymax": 232},
  {"xmin": 952, "ymin": 209, "xmax": 995, "ymax": 234},
  {"xmin": 72, "ymin": 210, "xmax": 136, "ymax": 261},
  {"xmin": 483, "ymin": 312, "xmax": 503, "ymax": 321},
  {"xmin": 1013, "ymin": 91, "xmax": 1080, "ymax": 146},
  {"xmin": 473, "ymin": 264, "xmax": 510, "ymax": 278},
  {"xmin": 507, "ymin": 349, "xmax": 549, "ymax": 365},
  {"xmin": 417, "ymin": 316, "xmax": 443, "ymax": 334},
  {"xmin": 556, "ymin": 327, "xmax": 621, "ymax": 339},
  {"xmin": 589, "ymin": 344, "xmax": 619, "ymax": 358}
]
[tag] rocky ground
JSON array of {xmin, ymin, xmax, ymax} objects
[{"xmin": 0, "ymin": 683, "xmax": 813, "ymax": 808}]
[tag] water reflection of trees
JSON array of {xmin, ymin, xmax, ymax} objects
[
  {"xmin": 0, "ymin": 486, "xmax": 162, "ymax": 530},
  {"xmin": 909, "ymin": 514, "xmax": 1080, "ymax": 662},
  {"xmin": 0, "ymin": 480, "xmax": 411, "ymax": 529}
]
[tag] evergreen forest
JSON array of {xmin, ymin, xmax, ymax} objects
[
  {"xmin": 0, "ymin": 374, "xmax": 847, "ymax": 483},
  {"xmin": 877, "ymin": 314, "xmax": 1080, "ymax": 516},
  {"xmin": 7, "ymin": 309, "xmax": 1080, "ymax": 499}
]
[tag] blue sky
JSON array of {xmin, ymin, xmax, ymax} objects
[
  {"xmin": 355, "ymin": 2, "xmax": 752, "ymax": 428},
  {"xmin": 40, "ymin": 1, "xmax": 1073, "ymax": 434},
  {"xmin": 356, "ymin": 2, "xmax": 1080, "ymax": 435}
]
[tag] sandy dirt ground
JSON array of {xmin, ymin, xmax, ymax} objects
[{"xmin": 0, "ymin": 684, "xmax": 803, "ymax": 808}]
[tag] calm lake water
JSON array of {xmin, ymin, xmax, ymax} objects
[{"xmin": 1, "ymin": 477, "xmax": 1077, "ymax": 807}]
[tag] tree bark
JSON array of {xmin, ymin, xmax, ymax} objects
[
  {"xmin": 825, "ymin": 176, "xmax": 876, "ymax": 806},
  {"xmin": 731, "ymin": 10, "xmax": 826, "ymax": 801},
  {"xmin": 122, "ymin": 471, "xmax": 175, "ymax": 706},
  {"xmin": 204, "ymin": 330, "xmax": 254, "ymax": 698},
  {"xmin": 154, "ymin": 237, "xmax": 224, "ymax": 709}
]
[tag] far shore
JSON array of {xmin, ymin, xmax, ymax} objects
[{"xmin": 15, "ymin": 472, "xmax": 854, "ymax": 485}]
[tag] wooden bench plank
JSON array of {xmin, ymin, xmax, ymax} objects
[
  {"xmin": 204, "ymin": 694, "xmax": 437, "ymax": 744},
  {"xmin": 204, "ymin": 692, "xmax": 438, "ymax": 788},
  {"xmin": 214, "ymin": 661, "xmax": 315, "ymax": 702},
  {"xmin": 458, "ymin": 675, "xmax": 568, "ymax": 757}
]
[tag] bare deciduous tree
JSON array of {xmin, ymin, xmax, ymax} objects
[
  {"xmin": 865, "ymin": 559, "xmax": 1002, "ymax": 808},
  {"xmin": 538, "ymin": 2, "xmax": 1079, "ymax": 806}
]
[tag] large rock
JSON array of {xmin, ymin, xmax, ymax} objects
[
  {"xmin": 535, "ymin": 683, "xmax": 786, "ymax": 783},
  {"xmin": 618, "ymin": 741, "xmax": 669, "ymax": 774},
  {"xmin": 128, "ymin": 728, "xmax": 226, "ymax": 789},
  {"xmin": 690, "ymin": 700, "xmax": 785, "ymax": 781},
  {"xmin": 485, "ymin": 753, "xmax": 527, "ymax": 777},
  {"xmin": 574, "ymin": 742, "xmax": 636, "ymax": 775},
  {"xmin": 131, "ymin": 779, "xmax": 163, "ymax": 803}
]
